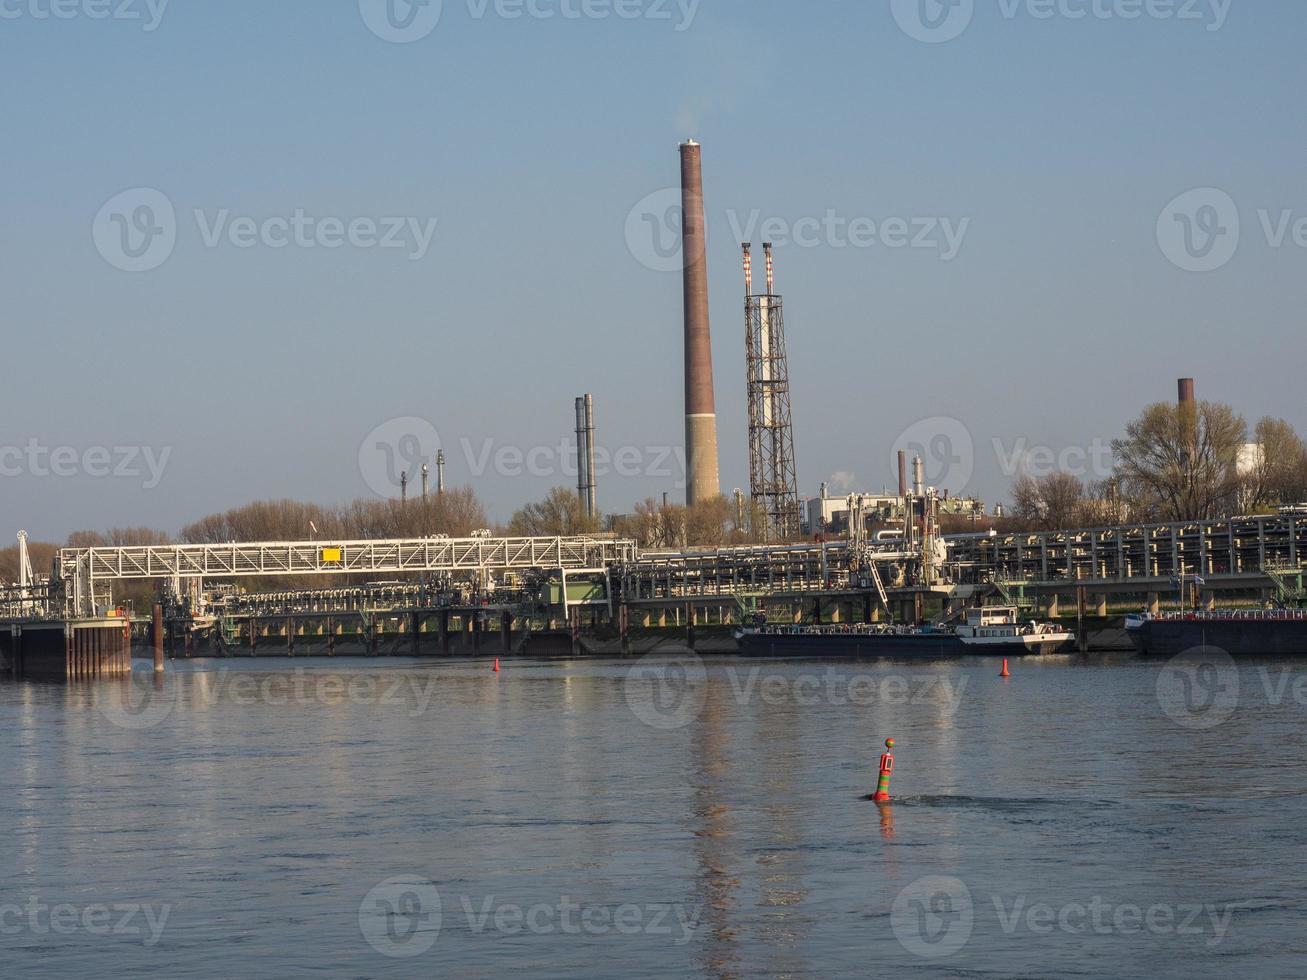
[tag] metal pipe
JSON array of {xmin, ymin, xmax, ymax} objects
[
  {"xmin": 436, "ymin": 451, "xmax": 446, "ymax": 496},
  {"xmin": 742, "ymin": 243, "xmax": 752, "ymax": 296},
  {"xmin": 764, "ymin": 242, "xmax": 775, "ymax": 295},
  {"xmin": 913, "ymin": 455, "xmax": 925, "ymax": 497}
]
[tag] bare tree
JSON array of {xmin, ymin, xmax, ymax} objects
[
  {"xmin": 1011, "ymin": 472, "xmax": 1086, "ymax": 530},
  {"xmin": 1242, "ymin": 417, "xmax": 1307, "ymax": 510},
  {"xmin": 1113, "ymin": 400, "xmax": 1246, "ymax": 522},
  {"xmin": 508, "ymin": 488, "xmax": 600, "ymax": 537}
]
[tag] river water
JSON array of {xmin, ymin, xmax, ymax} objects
[{"xmin": 1, "ymin": 653, "xmax": 1304, "ymax": 978}]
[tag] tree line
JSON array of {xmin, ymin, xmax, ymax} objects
[{"xmin": 1010, "ymin": 400, "xmax": 1307, "ymax": 530}]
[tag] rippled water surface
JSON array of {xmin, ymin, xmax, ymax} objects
[{"xmin": 2, "ymin": 654, "xmax": 1305, "ymax": 978}]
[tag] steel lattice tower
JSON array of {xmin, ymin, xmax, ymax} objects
[{"xmin": 743, "ymin": 243, "xmax": 801, "ymax": 541}]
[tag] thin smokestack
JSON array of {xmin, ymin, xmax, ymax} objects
[
  {"xmin": 436, "ymin": 450, "xmax": 446, "ymax": 496},
  {"xmin": 576, "ymin": 397, "xmax": 588, "ymax": 509},
  {"xmin": 1178, "ymin": 378, "xmax": 1196, "ymax": 406},
  {"xmin": 898, "ymin": 450, "xmax": 909, "ymax": 498},
  {"xmin": 680, "ymin": 139, "xmax": 720, "ymax": 507},
  {"xmin": 585, "ymin": 394, "xmax": 597, "ymax": 518}
]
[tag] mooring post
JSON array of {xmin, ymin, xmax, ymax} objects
[
  {"xmin": 687, "ymin": 603, "xmax": 697, "ymax": 651},
  {"xmin": 153, "ymin": 603, "xmax": 165, "ymax": 674},
  {"xmin": 287, "ymin": 617, "xmax": 295, "ymax": 656},
  {"xmin": 412, "ymin": 611, "xmax": 421, "ymax": 654},
  {"xmin": 501, "ymin": 611, "xmax": 513, "ymax": 653},
  {"xmin": 439, "ymin": 610, "xmax": 449, "ymax": 655},
  {"xmin": 1077, "ymin": 586, "xmax": 1088, "ymax": 653},
  {"xmin": 570, "ymin": 606, "xmax": 582, "ymax": 657},
  {"xmin": 619, "ymin": 604, "xmax": 631, "ymax": 657}
]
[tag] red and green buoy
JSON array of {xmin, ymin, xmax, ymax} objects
[{"xmin": 873, "ymin": 738, "xmax": 895, "ymax": 803}]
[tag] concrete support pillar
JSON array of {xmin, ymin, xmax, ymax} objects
[
  {"xmin": 439, "ymin": 610, "xmax": 449, "ymax": 654},
  {"xmin": 570, "ymin": 607, "xmax": 582, "ymax": 657},
  {"xmin": 153, "ymin": 604, "xmax": 165, "ymax": 674},
  {"xmin": 1095, "ymin": 595, "xmax": 1108, "ymax": 617},
  {"xmin": 687, "ymin": 603, "xmax": 697, "ymax": 651},
  {"xmin": 830, "ymin": 603, "xmax": 842, "ymax": 625},
  {"xmin": 619, "ymin": 604, "xmax": 631, "ymax": 657},
  {"xmin": 502, "ymin": 612, "xmax": 513, "ymax": 653},
  {"xmin": 1146, "ymin": 592, "xmax": 1160, "ymax": 615},
  {"xmin": 1046, "ymin": 594, "xmax": 1060, "ymax": 619}
]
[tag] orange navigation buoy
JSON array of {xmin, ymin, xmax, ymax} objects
[
  {"xmin": 1000, "ymin": 658, "xmax": 1011, "ymax": 678},
  {"xmin": 873, "ymin": 738, "xmax": 895, "ymax": 803}
]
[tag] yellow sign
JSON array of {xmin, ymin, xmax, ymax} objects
[{"xmin": 321, "ymin": 547, "xmax": 343, "ymax": 563}]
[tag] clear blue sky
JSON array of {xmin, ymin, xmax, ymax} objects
[{"xmin": 3, "ymin": 0, "xmax": 1304, "ymax": 539}]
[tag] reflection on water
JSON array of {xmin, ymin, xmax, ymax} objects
[{"xmin": 1, "ymin": 655, "xmax": 1305, "ymax": 978}]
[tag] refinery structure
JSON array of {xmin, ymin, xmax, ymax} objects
[{"xmin": 3, "ymin": 142, "xmax": 1307, "ymax": 677}]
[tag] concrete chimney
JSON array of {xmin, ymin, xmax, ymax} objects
[
  {"xmin": 680, "ymin": 139, "xmax": 721, "ymax": 507},
  {"xmin": 898, "ymin": 450, "xmax": 909, "ymax": 498},
  {"xmin": 1178, "ymin": 378, "xmax": 1196, "ymax": 407}
]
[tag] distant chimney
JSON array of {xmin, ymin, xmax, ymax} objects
[
  {"xmin": 898, "ymin": 450, "xmax": 909, "ymax": 498},
  {"xmin": 1178, "ymin": 378, "xmax": 1196, "ymax": 406},
  {"xmin": 680, "ymin": 139, "xmax": 721, "ymax": 506}
]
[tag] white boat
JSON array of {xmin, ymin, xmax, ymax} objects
[{"xmin": 952, "ymin": 607, "xmax": 1075, "ymax": 655}]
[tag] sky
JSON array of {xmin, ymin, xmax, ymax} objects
[{"xmin": 2, "ymin": 0, "xmax": 1305, "ymax": 540}]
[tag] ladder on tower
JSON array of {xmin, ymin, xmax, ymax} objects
[{"xmin": 867, "ymin": 561, "xmax": 890, "ymax": 617}]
